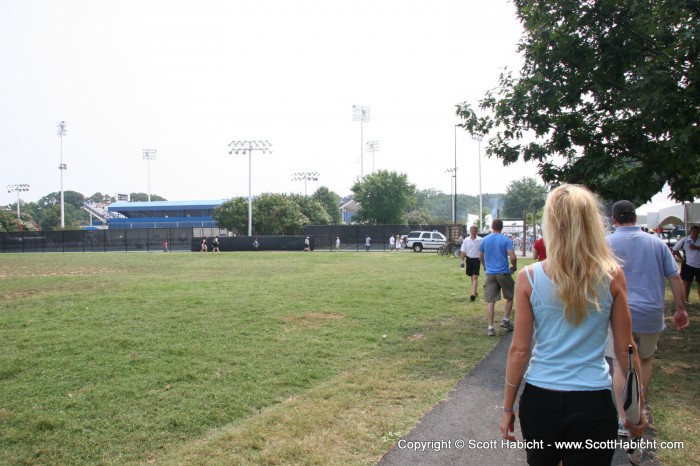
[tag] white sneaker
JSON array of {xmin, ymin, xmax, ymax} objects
[{"xmin": 500, "ymin": 319, "xmax": 514, "ymax": 331}]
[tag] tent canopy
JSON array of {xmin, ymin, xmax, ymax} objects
[{"xmin": 645, "ymin": 203, "xmax": 700, "ymax": 229}]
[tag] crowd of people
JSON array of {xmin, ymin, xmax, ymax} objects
[
  {"xmin": 388, "ymin": 234, "xmax": 407, "ymax": 251},
  {"xmin": 458, "ymin": 185, "xmax": 692, "ymax": 465}
]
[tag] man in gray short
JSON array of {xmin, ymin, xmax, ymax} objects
[
  {"xmin": 479, "ymin": 219, "xmax": 517, "ymax": 336},
  {"xmin": 606, "ymin": 200, "xmax": 689, "ymax": 435}
]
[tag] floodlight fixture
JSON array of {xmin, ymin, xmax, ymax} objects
[
  {"xmin": 352, "ymin": 105, "xmax": 371, "ymax": 178},
  {"xmin": 446, "ymin": 168, "xmax": 457, "ymax": 223},
  {"xmin": 142, "ymin": 149, "xmax": 157, "ymax": 202},
  {"xmin": 7, "ymin": 184, "xmax": 30, "ymax": 219},
  {"xmin": 472, "ymin": 133, "xmax": 484, "ymax": 232},
  {"xmin": 56, "ymin": 120, "xmax": 68, "ymax": 228},
  {"xmin": 292, "ymin": 171, "xmax": 320, "ymax": 196},
  {"xmin": 365, "ymin": 140, "xmax": 379, "ymax": 173},
  {"xmin": 228, "ymin": 140, "xmax": 273, "ymax": 236},
  {"xmin": 454, "ymin": 124, "xmax": 464, "ymax": 224}
]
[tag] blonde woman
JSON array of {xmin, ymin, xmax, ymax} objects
[{"xmin": 499, "ymin": 184, "xmax": 647, "ymax": 465}]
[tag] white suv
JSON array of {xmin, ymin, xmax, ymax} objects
[{"xmin": 404, "ymin": 230, "xmax": 447, "ymax": 252}]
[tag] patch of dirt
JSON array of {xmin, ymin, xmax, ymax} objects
[
  {"xmin": 0, "ymin": 267, "xmax": 127, "ymax": 279},
  {"xmin": 280, "ymin": 312, "xmax": 345, "ymax": 329}
]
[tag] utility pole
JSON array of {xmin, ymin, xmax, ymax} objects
[
  {"xmin": 228, "ymin": 140, "xmax": 272, "ymax": 236},
  {"xmin": 142, "ymin": 149, "xmax": 157, "ymax": 202},
  {"xmin": 292, "ymin": 172, "xmax": 320, "ymax": 197},
  {"xmin": 57, "ymin": 121, "xmax": 68, "ymax": 228},
  {"xmin": 352, "ymin": 105, "xmax": 370, "ymax": 178},
  {"xmin": 472, "ymin": 134, "xmax": 483, "ymax": 232},
  {"xmin": 7, "ymin": 184, "xmax": 29, "ymax": 219},
  {"xmin": 446, "ymin": 168, "xmax": 457, "ymax": 223},
  {"xmin": 365, "ymin": 140, "xmax": 379, "ymax": 173}
]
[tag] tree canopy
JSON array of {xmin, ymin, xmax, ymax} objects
[
  {"xmin": 501, "ymin": 177, "xmax": 547, "ymax": 219},
  {"xmin": 0, "ymin": 209, "xmax": 19, "ymax": 232},
  {"xmin": 456, "ymin": 0, "xmax": 699, "ymax": 205},
  {"xmin": 350, "ymin": 170, "xmax": 417, "ymax": 224},
  {"xmin": 212, "ymin": 197, "xmax": 249, "ymax": 235},
  {"xmin": 129, "ymin": 193, "xmax": 167, "ymax": 202},
  {"xmin": 290, "ymin": 194, "xmax": 332, "ymax": 226},
  {"xmin": 310, "ymin": 187, "xmax": 342, "ymax": 223},
  {"xmin": 213, "ymin": 193, "xmax": 306, "ymax": 235}
]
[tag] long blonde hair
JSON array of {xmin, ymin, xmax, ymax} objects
[{"xmin": 542, "ymin": 184, "xmax": 618, "ymax": 325}]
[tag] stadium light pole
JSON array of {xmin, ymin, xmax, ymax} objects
[
  {"xmin": 292, "ymin": 171, "xmax": 320, "ymax": 197},
  {"xmin": 352, "ymin": 105, "xmax": 370, "ymax": 178},
  {"xmin": 472, "ymin": 134, "xmax": 484, "ymax": 232},
  {"xmin": 142, "ymin": 149, "xmax": 157, "ymax": 202},
  {"xmin": 56, "ymin": 121, "xmax": 68, "ymax": 228},
  {"xmin": 228, "ymin": 140, "xmax": 272, "ymax": 236},
  {"xmin": 365, "ymin": 140, "xmax": 379, "ymax": 173},
  {"xmin": 454, "ymin": 124, "xmax": 461, "ymax": 224},
  {"xmin": 445, "ymin": 168, "xmax": 456, "ymax": 223},
  {"xmin": 7, "ymin": 184, "xmax": 29, "ymax": 219}
]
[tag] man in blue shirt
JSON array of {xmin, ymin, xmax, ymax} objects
[
  {"xmin": 479, "ymin": 219, "xmax": 517, "ymax": 336},
  {"xmin": 607, "ymin": 200, "xmax": 689, "ymax": 433}
]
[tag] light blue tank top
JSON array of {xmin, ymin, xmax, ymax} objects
[{"xmin": 524, "ymin": 262, "xmax": 613, "ymax": 391}]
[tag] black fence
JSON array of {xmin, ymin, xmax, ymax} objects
[
  {"xmin": 303, "ymin": 224, "xmax": 461, "ymax": 252},
  {"xmin": 193, "ymin": 235, "xmax": 310, "ymax": 252},
  {"xmin": 1, "ymin": 224, "xmax": 465, "ymax": 254},
  {"xmin": 0, "ymin": 229, "xmax": 193, "ymax": 253}
]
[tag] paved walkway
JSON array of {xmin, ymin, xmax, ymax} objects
[{"xmin": 378, "ymin": 331, "xmax": 658, "ymax": 465}]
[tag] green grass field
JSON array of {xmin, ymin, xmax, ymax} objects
[
  {"xmin": 0, "ymin": 251, "xmax": 500, "ymax": 465},
  {"xmin": 0, "ymin": 251, "xmax": 697, "ymax": 465}
]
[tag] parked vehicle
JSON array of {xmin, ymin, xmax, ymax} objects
[{"xmin": 404, "ymin": 230, "xmax": 447, "ymax": 252}]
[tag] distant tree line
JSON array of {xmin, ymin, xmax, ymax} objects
[
  {"xmin": 213, "ymin": 173, "xmax": 547, "ymax": 235},
  {"xmin": 1, "ymin": 176, "xmax": 547, "ymax": 234},
  {"xmin": 0, "ymin": 191, "xmax": 164, "ymax": 232}
]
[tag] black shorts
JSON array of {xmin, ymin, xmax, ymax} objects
[
  {"xmin": 519, "ymin": 383, "xmax": 617, "ymax": 466},
  {"xmin": 465, "ymin": 257, "xmax": 481, "ymax": 276},
  {"xmin": 680, "ymin": 263, "xmax": 700, "ymax": 282}
]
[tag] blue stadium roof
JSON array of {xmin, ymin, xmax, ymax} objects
[{"xmin": 108, "ymin": 200, "xmax": 225, "ymax": 212}]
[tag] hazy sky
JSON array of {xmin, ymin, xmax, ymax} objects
[
  {"xmin": 2, "ymin": 0, "xmax": 678, "ymax": 221},
  {"xmin": 2, "ymin": 0, "xmax": 551, "ymax": 210}
]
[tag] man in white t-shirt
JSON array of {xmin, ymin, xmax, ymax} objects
[
  {"xmin": 673, "ymin": 225, "xmax": 700, "ymax": 304},
  {"xmin": 460, "ymin": 225, "xmax": 482, "ymax": 302}
]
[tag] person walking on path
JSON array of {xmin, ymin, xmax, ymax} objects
[
  {"xmin": 460, "ymin": 225, "xmax": 482, "ymax": 302},
  {"xmin": 672, "ymin": 225, "xmax": 700, "ymax": 304},
  {"xmin": 501, "ymin": 184, "xmax": 647, "ymax": 465},
  {"xmin": 607, "ymin": 200, "xmax": 689, "ymax": 435},
  {"xmin": 479, "ymin": 219, "xmax": 517, "ymax": 336}
]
